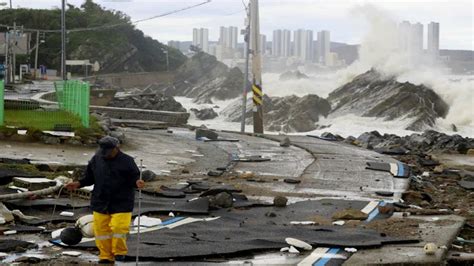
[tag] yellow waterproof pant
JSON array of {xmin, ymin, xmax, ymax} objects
[{"xmin": 93, "ymin": 211, "xmax": 132, "ymax": 261}]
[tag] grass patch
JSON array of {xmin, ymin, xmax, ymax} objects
[{"xmin": 4, "ymin": 110, "xmax": 84, "ymax": 130}]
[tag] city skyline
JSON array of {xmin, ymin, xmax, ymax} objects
[{"xmin": 3, "ymin": 0, "xmax": 473, "ymax": 50}]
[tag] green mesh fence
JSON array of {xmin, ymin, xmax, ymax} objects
[
  {"xmin": 54, "ymin": 80, "xmax": 90, "ymax": 128},
  {"xmin": 0, "ymin": 79, "xmax": 4, "ymax": 126},
  {"xmin": 1, "ymin": 80, "xmax": 90, "ymax": 131}
]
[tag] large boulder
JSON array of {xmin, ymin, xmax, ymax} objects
[
  {"xmin": 220, "ymin": 94, "xmax": 331, "ymax": 133},
  {"xmin": 191, "ymin": 108, "xmax": 218, "ymax": 120},
  {"xmin": 279, "ymin": 70, "xmax": 309, "ymax": 81},
  {"xmin": 327, "ymin": 69, "xmax": 449, "ymax": 131},
  {"xmin": 160, "ymin": 52, "xmax": 243, "ymax": 103}
]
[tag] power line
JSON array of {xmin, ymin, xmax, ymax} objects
[{"xmin": 0, "ymin": 0, "xmax": 211, "ymax": 33}]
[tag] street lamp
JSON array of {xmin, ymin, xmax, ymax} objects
[{"xmin": 161, "ymin": 48, "xmax": 169, "ymax": 72}]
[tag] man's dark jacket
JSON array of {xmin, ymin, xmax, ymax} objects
[{"xmin": 79, "ymin": 151, "xmax": 140, "ymax": 214}]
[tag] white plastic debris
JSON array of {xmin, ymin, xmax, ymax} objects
[
  {"xmin": 59, "ymin": 211, "xmax": 74, "ymax": 217},
  {"xmin": 0, "ymin": 252, "xmax": 7, "ymax": 258},
  {"xmin": 192, "ymin": 154, "xmax": 204, "ymax": 157},
  {"xmin": 344, "ymin": 247, "xmax": 358, "ymax": 253},
  {"xmin": 185, "ymin": 150, "xmax": 197, "ymax": 153},
  {"xmin": 422, "ymin": 171, "xmax": 430, "ymax": 177},
  {"xmin": 424, "ymin": 243, "xmax": 437, "ymax": 255},
  {"xmin": 51, "ymin": 228, "xmax": 65, "ymax": 239},
  {"xmin": 3, "ymin": 230, "xmax": 17, "ymax": 235},
  {"xmin": 168, "ymin": 212, "xmax": 175, "ymax": 217},
  {"xmin": 285, "ymin": 237, "xmax": 312, "ymax": 250},
  {"xmin": 166, "ymin": 160, "xmax": 179, "ymax": 165},
  {"xmin": 133, "ymin": 216, "xmax": 162, "ymax": 228},
  {"xmin": 280, "ymin": 247, "xmax": 290, "ymax": 252},
  {"xmin": 160, "ymin": 170, "xmax": 171, "ymax": 174},
  {"xmin": 288, "ymin": 246, "xmax": 300, "ymax": 254},
  {"xmin": 76, "ymin": 215, "xmax": 95, "ymax": 238},
  {"xmin": 332, "ymin": 220, "xmax": 345, "ymax": 226},
  {"xmin": 62, "ymin": 251, "xmax": 81, "ymax": 257},
  {"xmin": 290, "ymin": 221, "xmax": 316, "ymax": 225},
  {"xmin": 17, "ymin": 130, "xmax": 27, "ymax": 135},
  {"xmin": 0, "ymin": 217, "xmax": 5, "ymax": 225}
]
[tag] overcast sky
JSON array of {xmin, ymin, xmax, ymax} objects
[{"xmin": 4, "ymin": 0, "xmax": 474, "ymax": 50}]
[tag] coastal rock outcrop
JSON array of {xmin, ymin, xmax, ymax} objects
[{"xmin": 327, "ymin": 69, "xmax": 449, "ymax": 131}]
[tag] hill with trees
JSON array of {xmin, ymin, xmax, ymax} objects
[{"xmin": 0, "ymin": 0, "xmax": 186, "ymax": 73}]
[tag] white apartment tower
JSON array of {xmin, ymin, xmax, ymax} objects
[
  {"xmin": 192, "ymin": 28, "xmax": 209, "ymax": 53},
  {"xmin": 317, "ymin": 30, "xmax": 330, "ymax": 65},
  {"xmin": 427, "ymin": 22, "xmax": 440, "ymax": 56},
  {"xmin": 272, "ymin": 29, "xmax": 291, "ymax": 58}
]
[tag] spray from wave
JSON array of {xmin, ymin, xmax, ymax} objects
[{"xmin": 262, "ymin": 4, "xmax": 474, "ymax": 137}]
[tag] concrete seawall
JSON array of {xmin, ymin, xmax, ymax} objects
[
  {"xmin": 84, "ymin": 71, "xmax": 174, "ymax": 89},
  {"xmin": 90, "ymin": 105, "xmax": 189, "ymax": 125}
]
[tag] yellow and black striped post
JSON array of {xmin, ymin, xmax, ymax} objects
[{"xmin": 252, "ymin": 82, "xmax": 264, "ymax": 134}]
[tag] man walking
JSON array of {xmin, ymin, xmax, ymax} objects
[{"xmin": 66, "ymin": 136, "xmax": 145, "ymax": 264}]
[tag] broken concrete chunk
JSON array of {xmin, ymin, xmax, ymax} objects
[
  {"xmin": 209, "ymin": 192, "xmax": 233, "ymax": 208},
  {"xmin": 59, "ymin": 211, "xmax": 74, "ymax": 217},
  {"xmin": 3, "ymin": 230, "xmax": 17, "ymax": 235},
  {"xmin": 207, "ymin": 170, "xmax": 224, "ymax": 177},
  {"xmin": 0, "ymin": 203, "xmax": 14, "ymax": 223},
  {"xmin": 273, "ymin": 196, "xmax": 288, "ymax": 207},
  {"xmin": 0, "ymin": 240, "xmax": 37, "ymax": 252},
  {"xmin": 288, "ymin": 246, "xmax": 300, "ymax": 254},
  {"xmin": 11, "ymin": 209, "xmax": 40, "ymax": 223},
  {"xmin": 332, "ymin": 220, "xmax": 345, "ymax": 226},
  {"xmin": 141, "ymin": 170, "xmax": 157, "ymax": 182},
  {"xmin": 332, "ymin": 208, "xmax": 369, "ymax": 220},
  {"xmin": 62, "ymin": 251, "xmax": 81, "ymax": 257},
  {"xmin": 285, "ymin": 237, "xmax": 312, "ymax": 250},
  {"xmin": 196, "ymin": 128, "xmax": 219, "ymax": 140},
  {"xmin": 280, "ymin": 137, "xmax": 291, "ymax": 147}
]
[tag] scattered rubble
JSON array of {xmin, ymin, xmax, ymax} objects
[
  {"xmin": 190, "ymin": 108, "xmax": 218, "ymax": 120},
  {"xmin": 332, "ymin": 208, "xmax": 369, "ymax": 220}
]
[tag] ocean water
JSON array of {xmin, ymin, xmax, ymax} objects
[{"xmin": 175, "ymin": 71, "xmax": 474, "ymax": 138}]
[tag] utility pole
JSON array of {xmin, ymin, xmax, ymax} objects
[
  {"xmin": 240, "ymin": 6, "xmax": 250, "ymax": 133},
  {"xmin": 34, "ymin": 31, "xmax": 39, "ymax": 79},
  {"xmin": 12, "ymin": 21, "xmax": 16, "ymax": 84},
  {"xmin": 250, "ymin": 0, "xmax": 263, "ymax": 134},
  {"xmin": 61, "ymin": 0, "xmax": 66, "ymax": 80},
  {"xmin": 4, "ymin": 31, "xmax": 9, "ymax": 84}
]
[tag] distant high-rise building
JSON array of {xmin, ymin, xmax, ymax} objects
[
  {"xmin": 398, "ymin": 21, "xmax": 423, "ymax": 54},
  {"xmin": 293, "ymin": 29, "xmax": 313, "ymax": 61},
  {"xmin": 260, "ymin": 34, "xmax": 267, "ymax": 55},
  {"xmin": 272, "ymin": 29, "xmax": 291, "ymax": 58},
  {"xmin": 272, "ymin": 29, "xmax": 282, "ymax": 56},
  {"xmin": 219, "ymin": 26, "xmax": 238, "ymax": 49},
  {"xmin": 229, "ymin": 26, "xmax": 238, "ymax": 49},
  {"xmin": 192, "ymin": 28, "xmax": 209, "ymax": 53},
  {"xmin": 317, "ymin": 30, "xmax": 330, "ymax": 65},
  {"xmin": 281, "ymin": 30, "xmax": 291, "ymax": 57},
  {"xmin": 427, "ymin": 22, "xmax": 440, "ymax": 56},
  {"xmin": 293, "ymin": 29, "xmax": 304, "ymax": 58}
]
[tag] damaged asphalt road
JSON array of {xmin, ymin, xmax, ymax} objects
[{"xmin": 0, "ymin": 127, "xmax": 471, "ymax": 265}]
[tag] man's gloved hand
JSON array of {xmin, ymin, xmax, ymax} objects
[
  {"xmin": 65, "ymin": 181, "xmax": 81, "ymax": 191},
  {"xmin": 136, "ymin": 180, "xmax": 145, "ymax": 189}
]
